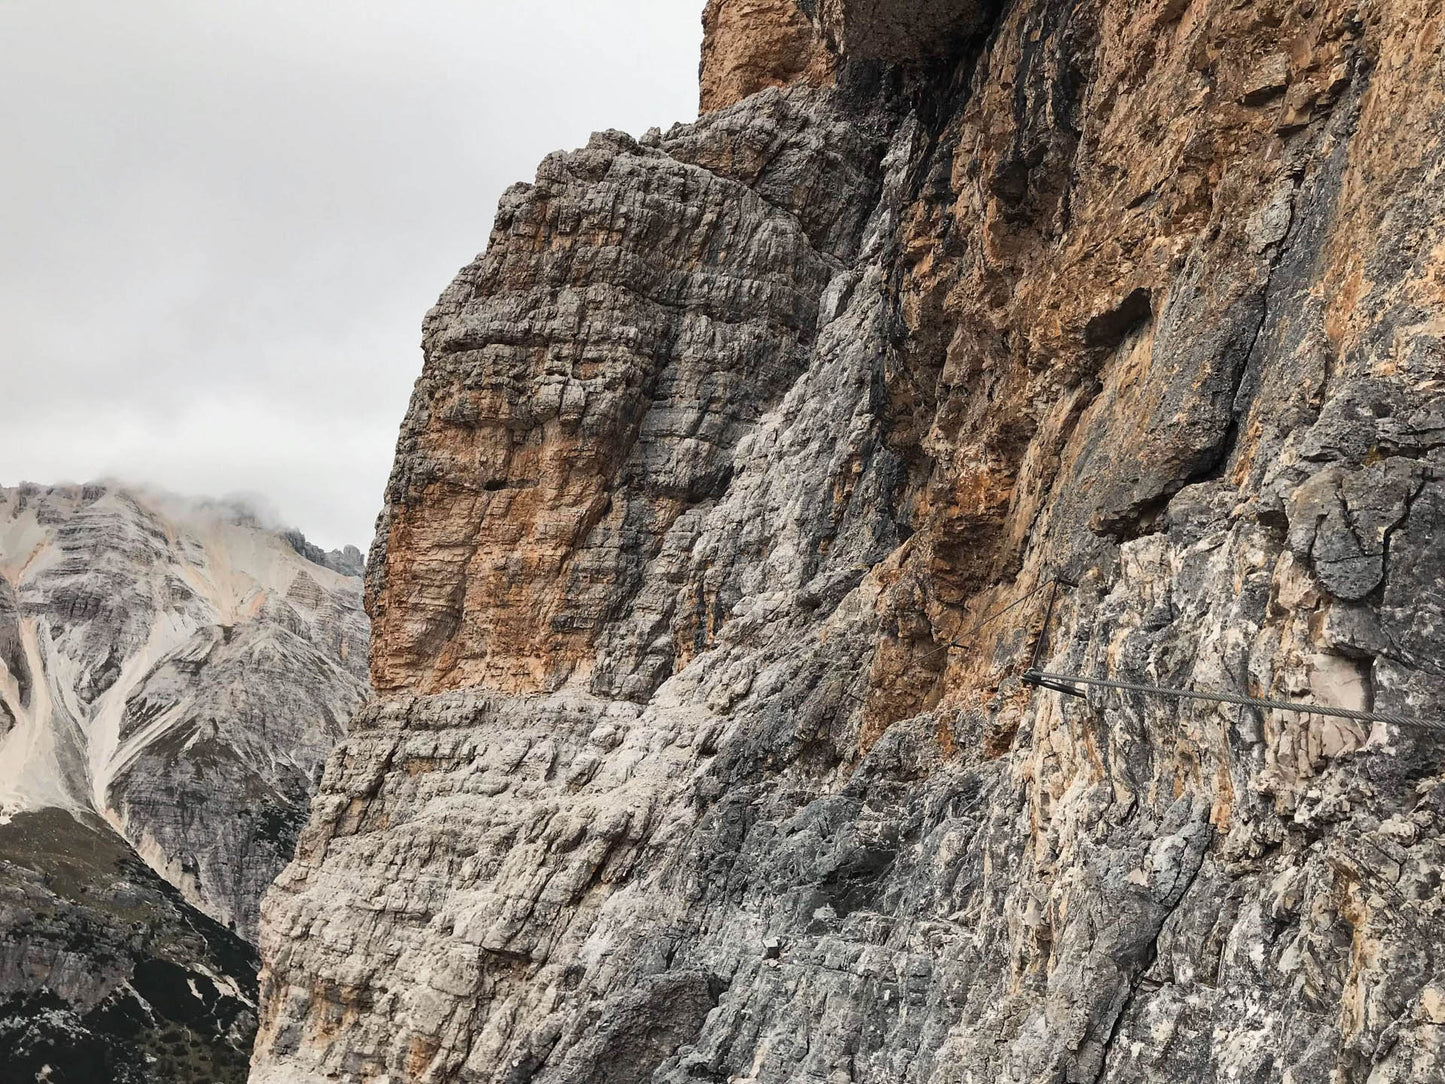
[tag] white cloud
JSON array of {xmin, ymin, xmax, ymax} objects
[{"xmin": 0, "ymin": 0, "xmax": 702, "ymax": 548}]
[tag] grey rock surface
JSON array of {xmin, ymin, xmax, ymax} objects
[
  {"xmin": 254, "ymin": 1, "xmax": 1445, "ymax": 1082},
  {"xmin": 816, "ymin": 0, "xmax": 993, "ymax": 60}
]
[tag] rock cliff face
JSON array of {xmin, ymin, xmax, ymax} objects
[
  {"xmin": 255, "ymin": 2, "xmax": 1445, "ymax": 1082},
  {"xmin": 699, "ymin": 0, "xmax": 833, "ymax": 113},
  {"xmin": 0, "ymin": 483, "xmax": 366, "ymax": 1079}
]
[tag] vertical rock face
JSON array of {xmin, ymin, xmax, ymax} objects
[
  {"xmin": 364, "ymin": 101, "xmax": 897, "ymax": 700},
  {"xmin": 256, "ymin": 2, "xmax": 1445, "ymax": 1082},
  {"xmin": 698, "ymin": 0, "xmax": 994, "ymax": 113},
  {"xmin": 816, "ymin": 0, "xmax": 995, "ymax": 60}
]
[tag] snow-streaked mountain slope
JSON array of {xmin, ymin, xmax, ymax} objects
[{"xmin": 0, "ymin": 482, "xmax": 367, "ymax": 940}]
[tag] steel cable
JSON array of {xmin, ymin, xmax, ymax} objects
[
  {"xmin": 831, "ymin": 567, "xmax": 1442, "ymax": 734},
  {"xmin": 1025, "ymin": 668, "xmax": 1445, "ymax": 734}
]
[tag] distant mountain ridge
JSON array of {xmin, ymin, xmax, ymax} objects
[
  {"xmin": 0, "ymin": 481, "xmax": 367, "ymax": 932},
  {"xmin": 279, "ymin": 528, "xmax": 365, "ymax": 579},
  {"xmin": 0, "ymin": 481, "xmax": 367, "ymax": 1080}
]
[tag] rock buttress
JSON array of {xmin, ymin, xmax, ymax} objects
[{"xmin": 253, "ymin": 1, "xmax": 1445, "ymax": 1081}]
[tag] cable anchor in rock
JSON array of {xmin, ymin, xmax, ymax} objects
[{"xmin": 1019, "ymin": 572, "xmax": 1085, "ymax": 697}]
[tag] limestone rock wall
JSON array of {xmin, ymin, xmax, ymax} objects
[
  {"xmin": 254, "ymin": 1, "xmax": 1445, "ymax": 1081},
  {"xmin": 816, "ymin": 0, "xmax": 995, "ymax": 61}
]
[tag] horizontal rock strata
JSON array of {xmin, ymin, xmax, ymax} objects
[{"xmin": 254, "ymin": 1, "xmax": 1445, "ymax": 1081}]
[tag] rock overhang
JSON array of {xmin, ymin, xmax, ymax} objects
[{"xmin": 819, "ymin": 0, "xmax": 996, "ymax": 61}]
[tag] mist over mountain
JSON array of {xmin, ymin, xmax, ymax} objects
[{"xmin": 0, "ymin": 482, "xmax": 366, "ymax": 1078}]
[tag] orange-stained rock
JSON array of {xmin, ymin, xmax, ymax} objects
[
  {"xmin": 699, "ymin": 0, "xmax": 833, "ymax": 112},
  {"xmin": 366, "ymin": 106, "xmax": 899, "ymax": 700}
]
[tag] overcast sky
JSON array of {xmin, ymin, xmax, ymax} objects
[{"xmin": 0, "ymin": 1, "xmax": 701, "ymax": 549}]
